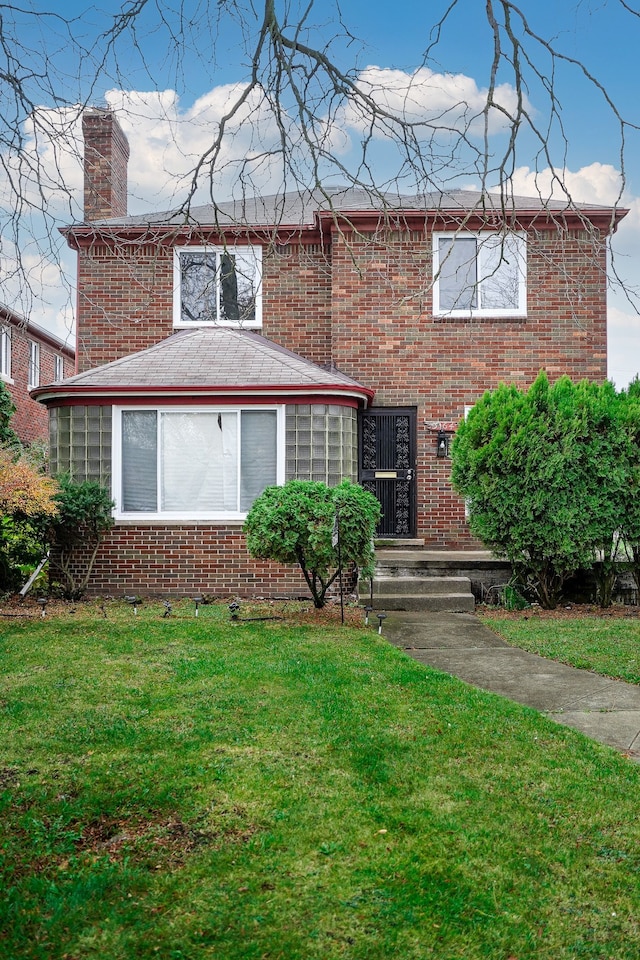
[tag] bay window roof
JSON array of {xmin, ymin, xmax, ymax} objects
[{"xmin": 32, "ymin": 327, "xmax": 374, "ymax": 406}]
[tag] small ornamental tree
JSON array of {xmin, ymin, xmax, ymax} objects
[
  {"xmin": 48, "ymin": 475, "xmax": 115, "ymax": 600},
  {"xmin": 244, "ymin": 478, "xmax": 380, "ymax": 608},
  {"xmin": 0, "ymin": 447, "xmax": 58, "ymax": 589},
  {"xmin": 451, "ymin": 371, "xmax": 640, "ymax": 609}
]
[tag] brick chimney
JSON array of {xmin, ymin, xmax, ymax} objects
[{"xmin": 82, "ymin": 108, "xmax": 130, "ymax": 221}]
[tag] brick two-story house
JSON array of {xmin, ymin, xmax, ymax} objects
[
  {"xmin": 0, "ymin": 304, "xmax": 74, "ymax": 446},
  {"xmin": 34, "ymin": 108, "xmax": 627, "ymax": 597}
]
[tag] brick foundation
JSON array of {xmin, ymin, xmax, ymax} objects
[{"xmin": 51, "ymin": 525, "xmax": 314, "ymax": 599}]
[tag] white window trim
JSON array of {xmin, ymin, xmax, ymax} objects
[
  {"xmin": 173, "ymin": 244, "xmax": 263, "ymax": 329},
  {"xmin": 28, "ymin": 340, "xmax": 40, "ymax": 389},
  {"xmin": 112, "ymin": 404, "xmax": 285, "ymax": 522},
  {"xmin": 0, "ymin": 327, "xmax": 12, "ymax": 382},
  {"xmin": 433, "ymin": 231, "xmax": 527, "ymax": 318},
  {"xmin": 54, "ymin": 355, "xmax": 64, "ymax": 381}
]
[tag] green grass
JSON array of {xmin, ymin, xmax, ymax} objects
[
  {"xmin": 1, "ymin": 599, "xmax": 640, "ymax": 959},
  {"xmin": 482, "ymin": 611, "xmax": 640, "ymax": 684}
]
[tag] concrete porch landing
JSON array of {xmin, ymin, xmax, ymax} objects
[{"xmin": 362, "ymin": 548, "xmax": 511, "ymax": 613}]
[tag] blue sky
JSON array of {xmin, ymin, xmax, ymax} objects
[{"xmin": 9, "ymin": 1, "xmax": 640, "ymax": 384}]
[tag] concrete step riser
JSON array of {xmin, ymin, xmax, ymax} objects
[
  {"xmin": 365, "ymin": 577, "xmax": 472, "ymax": 596},
  {"xmin": 367, "ymin": 595, "xmax": 476, "ymax": 613},
  {"xmin": 375, "ymin": 567, "xmax": 472, "ymax": 577}
]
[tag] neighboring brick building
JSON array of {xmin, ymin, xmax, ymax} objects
[
  {"xmin": 0, "ymin": 305, "xmax": 74, "ymax": 445},
  {"xmin": 33, "ymin": 108, "xmax": 628, "ymax": 596}
]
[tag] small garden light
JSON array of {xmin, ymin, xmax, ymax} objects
[
  {"xmin": 125, "ymin": 595, "xmax": 140, "ymax": 615},
  {"xmin": 37, "ymin": 597, "xmax": 48, "ymax": 618},
  {"xmin": 229, "ymin": 601, "xmax": 240, "ymax": 622},
  {"xmin": 193, "ymin": 595, "xmax": 203, "ymax": 617},
  {"xmin": 377, "ymin": 612, "xmax": 387, "ymax": 635},
  {"xmin": 364, "ymin": 605, "xmax": 373, "ymax": 626},
  {"xmin": 162, "ymin": 600, "xmax": 172, "ymax": 618}
]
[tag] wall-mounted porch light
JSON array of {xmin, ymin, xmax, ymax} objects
[{"xmin": 436, "ymin": 430, "xmax": 449, "ymax": 458}]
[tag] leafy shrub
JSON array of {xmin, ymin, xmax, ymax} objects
[
  {"xmin": 451, "ymin": 371, "xmax": 640, "ymax": 609},
  {"xmin": 244, "ymin": 479, "xmax": 380, "ymax": 608},
  {"xmin": 48, "ymin": 475, "xmax": 114, "ymax": 600}
]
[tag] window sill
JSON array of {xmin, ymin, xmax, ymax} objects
[
  {"xmin": 0, "ymin": 373, "xmax": 14, "ymax": 385},
  {"xmin": 433, "ymin": 313, "xmax": 528, "ymax": 323},
  {"xmin": 114, "ymin": 516, "xmax": 247, "ymax": 526},
  {"xmin": 172, "ymin": 321, "xmax": 262, "ymax": 330}
]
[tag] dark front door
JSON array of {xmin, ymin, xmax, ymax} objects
[{"xmin": 359, "ymin": 407, "xmax": 417, "ymax": 538}]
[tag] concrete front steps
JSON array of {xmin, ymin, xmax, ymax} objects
[{"xmin": 360, "ymin": 546, "xmax": 511, "ymax": 613}]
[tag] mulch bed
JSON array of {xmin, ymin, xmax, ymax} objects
[{"xmin": 479, "ymin": 602, "xmax": 640, "ymax": 621}]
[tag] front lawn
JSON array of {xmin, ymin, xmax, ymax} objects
[
  {"xmin": 482, "ymin": 606, "xmax": 640, "ymax": 685},
  {"xmin": 1, "ymin": 599, "xmax": 639, "ymax": 959}
]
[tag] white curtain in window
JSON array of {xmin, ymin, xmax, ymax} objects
[
  {"xmin": 240, "ymin": 411, "xmax": 277, "ymax": 510},
  {"xmin": 161, "ymin": 412, "xmax": 238, "ymax": 511},
  {"xmin": 122, "ymin": 410, "xmax": 158, "ymax": 511},
  {"xmin": 438, "ymin": 237, "xmax": 477, "ymax": 311}
]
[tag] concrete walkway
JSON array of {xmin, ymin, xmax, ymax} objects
[{"xmin": 383, "ymin": 611, "xmax": 640, "ymax": 762}]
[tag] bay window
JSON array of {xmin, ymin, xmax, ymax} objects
[
  {"xmin": 174, "ymin": 245, "xmax": 262, "ymax": 328},
  {"xmin": 433, "ymin": 232, "xmax": 526, "ymax": 317},
  {"xmin": 114, "ymin": 406, "xmax": 282, "ymax": 520}
]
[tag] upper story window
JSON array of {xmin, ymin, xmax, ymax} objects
[
  {"xmin": 112, "ymin": 405, "xmax": 283, "ymax": 521},
  {"xmin": 433, "ymin": 232, "xmax": 527, "ymax": 318},
  {"xmin": 173, "ymin": 245, "xmax": 262, "ymax": 328},
  {"xmin": 28, "ymin": 340, "xmax": 40, "ymax": 388},
  {"xmin": 0, "ymin": 327, "xmax": 11, "ymax": 380},
  {"xmin": 54, "ymin": 355, "xmax": 64, "ymax": 381}
]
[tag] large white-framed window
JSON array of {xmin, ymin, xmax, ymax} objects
[
  {"xmin": 28, "ymin": 340, "xmax": 40, "ymax": 388},
  {"xmin": 0, "ymin": 327, "xmax": 11, "ymax": 380},
  {"xmin": 173, "ymin": 245, "xmax": 262, "ymax": 328},
  {"xmin": 433, "ymin": 231, "xmax": 527, "ymax": 318},
  {"xmin": 112, "ymin": 405, "xmax": 284, "ymax": 521}
]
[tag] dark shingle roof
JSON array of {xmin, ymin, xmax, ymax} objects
[
  {"xmin": 88, "ymin": 186, "xmax": 619, "ymax": 229},
  {"xmin": 35, "ymin": 328, "xmax": 372, "ymax": 401}
]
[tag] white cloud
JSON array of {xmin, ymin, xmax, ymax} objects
[
  {"xmin": 507, "ymin": 163, "xmax": 625, "ymax": 207},
  {"xmin": 104, "ymin": 85, "xmax": 296, "ymax": 211},
  {"xmin": 342, "ymin": 65, "xmax": 526, "ymax": 138}
]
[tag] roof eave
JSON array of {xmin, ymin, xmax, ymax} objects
[{"xmin": 33, "ymin": 382, "xmax": 375, "ymax": 406}]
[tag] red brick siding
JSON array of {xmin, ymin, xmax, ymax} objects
[
  {"xmin": 71, "ymin": 216, "xmax": 610, "ymax": 565},
  {"xmin": 3, "ymin": 326, "xmax": 74, "ymax": 445},
  {"xmin": 328, "ymin": 224, "xmax": 608, "ymax": 546},
  {"xmin": 82, "ymin": 111, "xmax": 130, "ymax": 221},
  {"xmin": 53, "ymin": 525, "xmax": 310, "ymax": 599},
  {"xmin": 76, "ymin": 241, "xmax": 174, "ymax": 370},
  {"xmin": 263, "ymin": 244, "xmax": 333, "ymax": 364}
]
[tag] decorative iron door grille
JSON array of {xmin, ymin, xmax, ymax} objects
[{"xmin": 359, "ymin": 407, "xmax": 417, "ymax": 537}]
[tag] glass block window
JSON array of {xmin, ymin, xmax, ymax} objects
[
  {"xmin": 285, "ymin": 405, "xmax": 358, "ymax": 485},
  {"xmin": 49, "ymin": 405, "xmax": 112, "ymax": 487}
]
